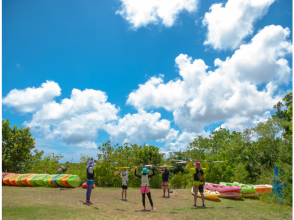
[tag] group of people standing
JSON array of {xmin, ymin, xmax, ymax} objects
[{"xmin": 85, "ymin": 159, "xmax": 209, "ymax": 209}]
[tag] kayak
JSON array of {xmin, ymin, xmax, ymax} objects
[
  {"xmin": 16, "ymin": 174, "xmax": 29, "ymax": 186},
  {"xmin": 2, "ymin": 173, "xmax": 13, "ymax": 185},
  {"xmin": 32, "ymin": 174, "xmax": 43, "ymax": 186},
  {"xmin": 242, "ymin": 192, "xmax": 259, "ymax": 198},
  {"xmin": 26, "ymin": 174, "xmax": 39, "ymax": 186},
  {"xmin": 219, "ymin": 192, "xmax": 242, "ymax": 199},
  {"xmin": 35, "ymin": 174, "xmax": 50, "ymax": 186},
  {"xmin": 3, "ymin": 173, "xmax": 15, "ymax": 185},
  {"xmin": 220, "ymin": 182, "xmax": 257, "ymax": 194},
  {"xmin": 82, "ymin": 182, "xmax": 95, "ymax": 189},
  {"xmin": 255, "ymin": 184, "xmax": 272, "ymax": 192},
  {"xmin": 47, "ymin": 175, "xmax": 58, "ymax": 187},
  {"xmin": 205, "ymin": 183, "xmax": 242, "ymax": 193},
  {"xmin": 191, "ymin": 187, "xmax": 219, "ymax": 200},
  {"xmin": 56, "ymin": 174, "xmax": 67, "ymax": 187},
  {"xmin": 43, "ymin": 175, "xmax": 53, "ymax": 187},
  {"xmin": 9, "ymin": 174, "xmax": 23, "ymax": 186},
  {"xmin": 20, "ymin": 174, "xmax": 35, "ymax": 186},
  {"xmin": 61, "ymin": 175, "xmax": 72, "ymax": 188},
  {"xmin": 52, "ymin": 174, "xmax": 63, "ymax": 187},
  {"xmin": 67, "ymin": 175, "xmax": 82, "ymax": 187}
]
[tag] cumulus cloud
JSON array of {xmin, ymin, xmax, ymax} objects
[
  {"xmin": 105, "ymin": 110, "xmax": 175, "ymax": 144},
  {"xmin": 127, "ymin": 25, "xmax": 291, "ymax": 133},
  {"xmin": 3, "ymin": 81, "xmax": 61, "ymax": 112},
  {"xmin": 25, "ymin": 88, "xmax": 119, "ymax": 145},
  {"xmin": 203, "ymin": 0, "xmax": 275, "ymax": 50},
  {"xmin": 216, "ymin": 111, "xmax": 272, "ymax": 132},
  {"xmin": 164, "ymin": 130, "xmax": 210, "ymax": 152},
  {"xmin": 116, "ymin": 0, "xmax": 198, "ymax": 29}
]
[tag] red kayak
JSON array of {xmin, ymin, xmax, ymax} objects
[
  {"xmin": 205, "ymin": 182, "xmax": 241, "ymax": 193},
  {"xmin": 82, "ymin": 182, "xmax": 95, "ymax": 189}
]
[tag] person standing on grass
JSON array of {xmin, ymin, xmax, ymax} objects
[
  {"xmin": 86, "ymin": 158, "xmax": 96, "ymax": 204},
  {"xmin": 120, "ymin": 170, "xmax": 128, "ymax": 201},
  {"xmin": 134, "ymin": 166, "xmax": 156, "ymax": 211},
  {"xmin": 157, "ymin": 164, "xmax": 170, "ymax": 198},
  {"xmin": 186, "ymin": 160, "xmax": 209, "ymax": 207}
]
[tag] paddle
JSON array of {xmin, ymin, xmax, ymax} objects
[{"xmin": 176, "ymin": 161, "xmax": 227, "ymax": 164}]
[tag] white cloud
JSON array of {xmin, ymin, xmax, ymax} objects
[
  {"xmin": 25, "ymin": 87, "xmax": 119, "ymax": 145},
  {"xmin": 164, "ymin": 130, "xmax": 210, "ymax": 152},
  {"xmin": 77, "ymin": 141, "xmax": 98, "ymax": 149},
  {"xmin": 215, "ymin": 111, "xmax": 272, "ymax": 132},
  {"xmin": 3, "ymin": 81, "xmax": 61, "ymax": 112},
  {"xmin": 203, "ymin": 0, "xmax": 275, "ymax": 50},
  {"xmin": 116, "ymin": 0, "xmax": 198, "ymax": 29},
  {"xmin": 127, "ymin": 25, "xmax": 291, "ymax": 133},
  {"xmin": 105, "ymin": 110, "xmax": 174, "ymax": 144}
]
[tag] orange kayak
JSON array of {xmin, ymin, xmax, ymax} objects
[
  {"xmin": 20, "ymin": 174, "xmax": 35, "ymax": 186},
  {"xmin": 9, "ymin": 174, "xmax": 23, "ymax": 186},
  {"xmin": 61, "ymin": 175, "xmax": 72, "ymax": 188},
  {"xmin": 3, "ymin": 173, "xmax": 16, "ymax": 185},
  {"xmin": 255, "ymin": 184, "xmax": 272, "ymax": 192}
]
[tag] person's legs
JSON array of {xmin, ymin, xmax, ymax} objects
[
  {"xmin": 142, "ymin": 193, "xmax": 146, "ymax": 208},
  {"xmin": 147, "ymin": 192, "xmax": 154, "ymax": 208},
  {"xmin": 163, "ymin": 189, "xmax": 166, "ymax": 197},
  {"xmin": 199, "ymin": 185, "xmax": 205, "ymax": 206},
  {"xmin": 86, "ymin": 184, "xmax": 93, "ymax": 202},
  {"xmin": 125, "ymin": 189, "xmax": 127, "ymax": 200},
  {"xmin": 122, "ymin": 189, "xmax": 124, "ymax": 199},
  {"xmin": 193, "ymin": 185, "xmax": 199, "ymax": 206}
]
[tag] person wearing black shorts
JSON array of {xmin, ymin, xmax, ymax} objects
[
  {"xmin": 186, "ymin": 160, "xmax": 209, "ymax": 207},
  {"xmin": 120, "ymin": 171, "xmax": 128, "ymax": 200}
]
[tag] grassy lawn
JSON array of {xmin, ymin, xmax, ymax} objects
[{"xmin": 2, "ymin": 186, "xmax": 292, "ymax": 220}]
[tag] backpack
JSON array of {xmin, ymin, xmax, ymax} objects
[{"xmin": 196, "ymin": 168, "xmax": 204, "ymax": 181}]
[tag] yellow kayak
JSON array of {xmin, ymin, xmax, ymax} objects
[
  {"xmin": 191, "ymin": 187, "xmax": 220, "ymax": 200},
  {"xmin": 242, "ymin": 192, "xmax": 259, "ymax": 198}
]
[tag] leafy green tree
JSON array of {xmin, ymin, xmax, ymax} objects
[{"xmin": 2, "ymin": 119, "xmax": 42, "ymax": 173}]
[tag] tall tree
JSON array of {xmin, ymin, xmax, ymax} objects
[{"xmin": 2, "ymin": 119, "xmax": 42, "ymax": 172}]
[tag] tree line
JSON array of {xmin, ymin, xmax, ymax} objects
[{"xmin": 2, "ymin": 92, "xmax": 292, "ymax": 204}]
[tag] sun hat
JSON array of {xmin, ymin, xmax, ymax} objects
[
  {"xmin": 163, "ymin": 164, "xmax": 167, "ymax": 167},
  {"xmin": 194, "ymin": 161, "xmax": 202, "ymax": 167},
  {"xmin": 142, "ymin": 167, "xmax": 148, "ymax": 174}
]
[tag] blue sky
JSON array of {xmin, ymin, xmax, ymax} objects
[{"xmin": 2, "ymin": 0, "xmax": 292, "ymax": 162}]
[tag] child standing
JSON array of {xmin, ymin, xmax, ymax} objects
[
  {"xmin": 86, "ymin": 159, "xmax": 96, "ymax": 204},
  {"xmin": 134, "ymin": 166, "xmax": 156, "ymax": 211},
  {"xmin": 120, "ymin": 171, "xmax": 128, "ymax": 201},
  {"xmin": 157, "ymin": 164, "xmax": 170, "ymax": 198}
]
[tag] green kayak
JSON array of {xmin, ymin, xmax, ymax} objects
[
  {"xmin": 43, "ymin": 175, "xmax": 52, "ymax": 187},
  {"xmin": 56, "ymin": 174, "xmax": 67, "ymax": 187},
  {"xmin": 220, "ymin": 182, "xmax": 257, "ymax": 193},
  {"xmin": 67, "ymin": 175, "xmax": 82, "ymax": 188},
  {"xmin": 35, "ymin": 174, "xmax": 50, "ymax": 186},
  {"xmin": 16, "ymin": 174, "xmax": 28, "ymax": 186}
]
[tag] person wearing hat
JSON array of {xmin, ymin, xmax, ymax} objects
[
  {"xmin": 134, "ymin": 166, "xmax": 156, "ymax": 211},
  {"xmin": 186, "ymin": 160, "xmax": 209, "ymax": 207},
  {"xmin": 120, "ymin": 170, "xmax": 128, "ymax": 201},
  {"xmin": 86, "ymin": 158, "xmax": 96, "ymax": 204},
  {"xmin": 157, "ymin": 164, "xmax": 170, "ymax": 198}
]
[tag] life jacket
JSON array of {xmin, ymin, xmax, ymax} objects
[
  {"xmin": 122, "ymin": 176, "xmax": 128, "ymax": 186},
  {"xmin": 193, "ymin": 168, "xmax": 204, "ymax": 182},
  {"xmin": 141, "ymin": 175, "xmax": 149, "ymax": 187},
  {"xmin": 87, "ymin": 167, "xmax": 95, "ymax": 180}
]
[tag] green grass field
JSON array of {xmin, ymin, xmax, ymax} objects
[{"xmin": 2, "ymin": 186, "xmax": 292, "ymax": 220}]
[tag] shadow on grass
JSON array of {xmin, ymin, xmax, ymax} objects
[
  {"xmin": 134, "ymin": 210, "xmax": 151, "ymax": 212},
  {"xmin": 191, "ymin": 207, "xmax": 215, "ymax": 209},
  {"xmin": 115, "ymin": 209, "xmax": 126, "ymax": 211}
]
